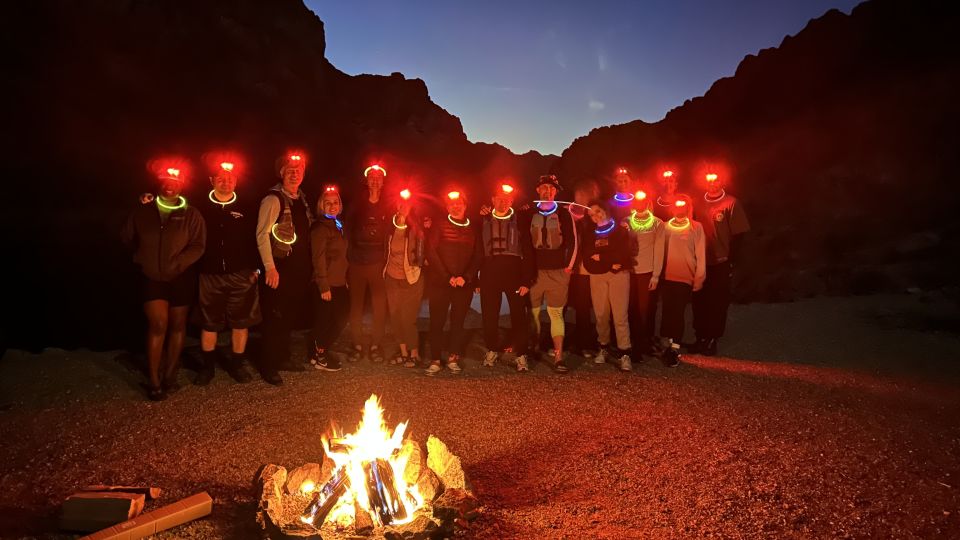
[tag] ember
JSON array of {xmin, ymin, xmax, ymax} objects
[{"xmin": 256, "ymin": 395, "xmax": 477, "ymax": 538}]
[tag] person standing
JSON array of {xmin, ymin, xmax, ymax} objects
[
  {"xmin": 658, "ymin": 194, "xmax": 706, "ymax": 367},
  {"xmin": 653, "ymin": 170, "xmax": 679, "ymax": 221},
  {"xmin": 346, "ymin": 164, "xmax": 390, "ymax": 363},
  {"xmin": 425, "ymin": 189, "xmax": 481, "ymax": 375},
  {"xmin": 580, "ymin": 200, "xmax": 633, "ymax": 372},
  {"xmin": 384, "ymin": 188, "xmax": 425, "ymax": 367},
  {"xmin": 195, "ymin": 157, "xmax": 260, "ymax": 386},
  {"xmin": 479, "ymin": 183, "xmax": 537, "ymax": 372},
  {"xmin": 255, "ymin": 151, "xmax": 314, "ymax": 385},
  {"xmin": 623, "ymin": 188, "xmax": 665, "ymax": 361},
  {"xmin": 309, "ymin": 185, "xmax": 347, "ymax": 372},
  {"xmin": 528, "ymin": 174, "xmax": 577, "ymax": 368},
  {"xmin": 692, "ymin": 172, "xmax": 750, "ymax": 356},
  {"xmin": 122, "ymin": 160, "xmax": 205, "ymax": 400},
  {"xmin": 609, "ymin": 167, "xmax": 636, "ymax": 223},
  {"xmin": 567, "ymin": 180, "xmax": 599, "ymax": 359}
]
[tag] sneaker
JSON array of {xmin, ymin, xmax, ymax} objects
[
  {"xmin": 447, "ymin": 361, "xmax": 462, "ymax": 374},
  {"xmin": 553, "ymin": 357, "xmax": 569, "ymax": 374},
  {"xmin": 315, "ymin": 353, "xmax": 342, "ymax": 372},
  {"xmin": 482, "ymin": 350, "xmax": 498, "ymax": 367},
  {"xmin": 618, "ymin": 355, "xmax": 633, "ymax": 372},
  {"xmin": 594, "ymin": 348, "xmax": 610, "ymax": 364},
  {"xmin": 425, "ymin": 362, "xmax": 443, "ymax": 376},
  {"xmin": 515, "ymin": 355, "xmax": 529, "ymax": 372},
  {"xmin": 582, "ymin": 350, "xmax": 596, "ymax": 360}
]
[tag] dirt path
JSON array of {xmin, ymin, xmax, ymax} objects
[{"xmin": 1, "ymin": 293, "xmax": 958, "ymax": 539}]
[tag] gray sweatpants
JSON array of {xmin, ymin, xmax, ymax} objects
[{"xmin": 589, "ymin": 271, "xmax": 631, "ymax": 351}]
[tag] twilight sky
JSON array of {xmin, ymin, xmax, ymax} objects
[{"xmin": 307, "ymin": 0, "xmax": 861, "ymax": 155}]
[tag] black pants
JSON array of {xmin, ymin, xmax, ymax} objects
[
  {"xmin": 567, "ymin": 273, "xmax": 596, "ymax": 351},
  {"xmin": 428, "ymin": 281, "xmax": 473, "ymax": 361},
  {"xmin": 480, "ymin": 257, "xmax": 528, "ymax": 355},
  {"xmin": 313, "ymin": 286, "xmax": 349, "ymax": 350},
  {"xmin": 692, "ymin": 261, "xmax": 732, "ymax": 340},
  {"xmin": 659, "ymin": 280, "xmax": 693, "ymax": 342},
  {"xmin": 628, "ymin": 272, "xmax": 655, "ymax": 352},
  {"xmin": 259, "ymin": 253, "xmax": 312, "ymax": 371}
]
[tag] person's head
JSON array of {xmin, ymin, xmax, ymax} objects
[
  {"xmin": 445, "ymin": 190, "xmax": 466, "ymax": 219},
  {"xmin": 614, "ymin": 167, "xmax": 632, "ymax": 193},
  {"xmin": 588, "ymin": 199, "xmax": 611, "ymax": 225},
  {"xmin": 573, "ymin": 180, "xmax": 599, "ymax": 206},
  {"xmin": 277, "ymin": 152, "xmax": 306, "ymax": 192},
  {"xmin": 364, "ymin": 164, "xmax": 387, "ymax": 193},
  {"xmin": 319, "ymin": 185, "xmax": 342, "ymax": 217},
  {"xmin": 397, "ymin": 188, "xmax": 412, "ymax": 217},
  {"xmin": 210, "ymin": 161, "xmax": 237, "ymax": 196},
  {"xmin": 633, "ymin": 188, "xmax": 652, "ymax": 213},
  {"xmin": 660, "ymin": 170, "xmax": 678, "ymax": 196},
  {"xmin": 536, "ymin": 175, "xmax": 560, "ymax": 202},
  {"xmin": 158, "ymin": 167, "xmax": 185, "ymax": 199},
  {"xmin": 672, "ymin": 194, "xmax": 692, "ymax": 219},
  {"xmin": 704, "ymin": 172, "xmax": 724, "ymax": 195},
  {"xmin": 492, "ymin": 183, "xmax": 515, "ymax": 214}
]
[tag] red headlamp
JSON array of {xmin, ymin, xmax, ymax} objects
[
  {"xmin": 220, "ymin": 162, "xmax": 234, "ymax": 172},
  {"xmin": 635, "ymin": 190, "xmax": 647, "ymax": 200},
  {"xmin": 705, "ymin": 173, "xmax": 718, "ymax": 183},
  {"xmin": 662, "ymin": 170, "xmax": 674, "ymax": 178},
  {"xmin": 399, "ymin": 188, "xmax": 411, "ymax": 200},
  {"xmin": 500, "ymin": 184, "xmax": 514, "ymax": 194},
  {"xmin": 447, "ymin": 191, "xmax": 461, "ymax": 200},
  {"xmin": 617, "ymin": 167, "xmax": 628, "ymax": 175},
  {"xmin": 675, "ymin": 199, "xmax": 687, "ymax": 207}
]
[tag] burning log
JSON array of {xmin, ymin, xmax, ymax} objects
[
  {"xmin": 363, "ymin": 458, "xmax": 408, "ymax": 526},
  {"xmin": 353, "ymin": 500, "xmax": 374, "ymax": 536},
  {"xmin": 300, "ymin": 466, "xmax": 349, "ymax": 526}
]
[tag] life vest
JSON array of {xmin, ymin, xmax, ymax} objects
[{"xmin": 530, "ymin": 210, "xmax": 563, "ymax": 251}]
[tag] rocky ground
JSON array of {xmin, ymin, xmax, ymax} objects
[{"xmin": 1, "ymin": 292, "xmax": 959, "ymax": 539}]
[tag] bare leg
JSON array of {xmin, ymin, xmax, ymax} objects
[
  {"xmin": 231, "ymin": 328, "xmax": 249, "ymax": 354},
  {"xmin": 164, "ymin": 306, "xmax": 189, "ymax": 382},
  {"xmin": 144, "ymin": 300, "xmax": 169, "ymax": 388},
  {"xmin": 200, "ymin": 330, "xmax": 218, "ymax": 353}
]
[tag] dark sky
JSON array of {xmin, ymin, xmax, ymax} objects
[{"xmin": 307, "ymin": 0, "xmax": 862, "ymax": 155}]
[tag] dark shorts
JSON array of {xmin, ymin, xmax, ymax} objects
[
  {"xmin": 143, "ymin": 271, "xmax": 196, "ymax": 307},
  {"xmin": 198, "ymin": 271, "xmax": 262, "ymax": 331}
]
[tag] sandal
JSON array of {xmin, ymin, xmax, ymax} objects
[
  {"xmin": 404, "ymin": 357, "xmax": 419, "ymax": 368},
  {"xmin": 369, "ymin": 345, "xmax": 384, "ymax": 363},
  {"xmin": 390, "ymin": 355, "xmax": 407, "ymax": 366},
  {"xmin": 348, "ymin": 346, "xmax": 364, "ymax": 362}
]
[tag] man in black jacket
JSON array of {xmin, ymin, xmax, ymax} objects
[{"xmin": 195, "ymin": 156, "xmax": 260, "ymax": 385}]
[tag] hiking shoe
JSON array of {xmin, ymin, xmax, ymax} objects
[
  {"xmin": 226, "ymin": 363, "xmax": 253, "ymax": 384},
  {"xmin": 618, "ymin": 355, "xmax": 633, "ymax": 372},
  {"xmin": 261, "ymin": 370, "xmax": 284, "ymax": 386},
  {"xmin": 483, "ymin": 350, "xmax": 498, "ymax": 367},
  {"xmin": 594, "ymin": 348, "xmax": 610, "ymax": 364},
  {"xmin": 425, "ymin": 362, "xmax": 443, "ymax": 376},
  {"xmin": 515, "ymin": 355, "xmax": 529, "ymax": 372}
]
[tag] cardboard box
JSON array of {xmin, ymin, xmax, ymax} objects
[
  {"xmin": 79, "ymin": 491, "xmax": 213, "ymax": 540},
  {"xmin": 81, "ymin": 485, "xmax": 162, "ymax": 500}
]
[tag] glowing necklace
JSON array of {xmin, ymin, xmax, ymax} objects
[
  {"xmin": 271, "ymin": 223, "xmax": 297, "ymax": 244},
  {"xmin": 448, "ymin": 214, "xmax": 470, "ymax": 227},
  {"xmin": 492, "ymin": 207, "xmax": 514, "ymax": 220},
  {"xmin": 156, "ymin": 196, "xmax": 186, "ymax": 211},
  {"xmin": 629, "ymin": 210, "xmax": 655, "ymax": 231},
  {"xmin": 595, "ymin": 219, "xmax": 616, "ymax": 235},
  {"xmin": 667, "ymin": 217, "xmax": 691, "ymax": 232},
  {"xmin": 325, "ymin": 214, "xmax": 343, "ymax": 232},
  {"xmin": 613, "ymin": 192, "xmax": 635, "ymax": 203},
  {"xmin": 392, "ymin": 214, "xmax": 408, "ymax": 229},
  {"xmin": 537, "ymin": 202, "xmax": 558, "ymax": 216},
  {"xmin": 208, "ymin": 190, "xmax": 236, "ymax": 207},
  {"xmin": 704, "ymin": 189, "xmax": 726, "ymax": 203}
]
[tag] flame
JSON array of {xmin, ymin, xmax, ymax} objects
[
  {"xmin": 319, "ymin": 395, "xmax": 424, "ymax": 528},
  {"xmin": 300, "ymin": 480, "xmax": 316, "ymax": 494}
]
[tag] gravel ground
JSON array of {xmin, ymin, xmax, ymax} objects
[{"xmin": 1, "ymin": 293, "xmax": 959, "ymax": 539}]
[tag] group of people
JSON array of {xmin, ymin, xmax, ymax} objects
[{"xmin": 122, "ymin": 152, "xmax": 749, "ymax": 401}]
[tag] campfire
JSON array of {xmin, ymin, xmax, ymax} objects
[{"xmin": 256, "ymin": 395, "xmax": 478, "ymax": 539}]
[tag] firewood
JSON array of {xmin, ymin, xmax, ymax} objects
[
  {"xmin": 363, "ymin": 458, "xmax": 407, "ymax": 526},
  {"xmin": 301, "ymin": 465, "xmax": 349, "ymax": 526}
]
